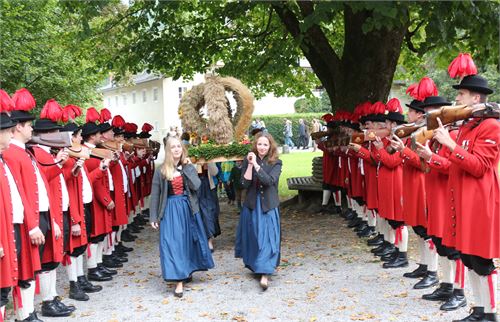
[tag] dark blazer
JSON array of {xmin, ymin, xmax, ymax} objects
[
  {"xmin": 241, "ymin": 157, "xmax": 282, "ymax": 212},
  {"xmin": 149, "ymin": 163, "xmax": 201, "ymax": 223}
]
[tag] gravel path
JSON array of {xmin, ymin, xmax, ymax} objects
[{"xmin": 7, "ymin": 201, "xmax": 497, "ymax": 322}]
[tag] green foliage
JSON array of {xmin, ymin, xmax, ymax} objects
[
  {"xmin": 253, "ymin": 113, "xmax": 323, "ymax": 145},
  {"xmin": 279, "ymin": 151, "xmax": 322, "ymax": 198},
  {"xmin": 294, "ymin": 91, "xmax": 331, "ymax": 113},
  {"xmin": 0, "ymin": 0, "xmax": 120, "ymax": 113},
  {"xmin": 188, "ymin": 143, "xmax": 251, "ymax": 162}
]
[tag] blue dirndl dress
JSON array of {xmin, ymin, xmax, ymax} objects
[
  {"xmin": 197, "ymin": 175, "xmax": 221, "ymax": 239},
  {"xmin": 235, "ymin": 197, "xmax": 281, "ymax": 274},
  {"xmin": 159, "ymin": 185, "xmax": 214, "ymax": 281}
]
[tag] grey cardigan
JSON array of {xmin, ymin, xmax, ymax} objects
[
  {"xmin": 241, "ymin": 157, "xmax": 282, "ymax": 212},
  {"xmin": 149, "ymin": 163, "xmax": 201, "ymax": 223}
]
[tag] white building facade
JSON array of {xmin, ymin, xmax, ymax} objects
[{"xmin": 100, "ymin": 72, "xmax": 302, "ymax": 141}]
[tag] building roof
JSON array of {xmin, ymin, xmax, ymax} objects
[{"xmin": 100, "ymin": 71, "xmax": 163, "ymax": 93}]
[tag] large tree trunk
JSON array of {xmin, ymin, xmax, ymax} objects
[{"xmin": 273, "ymin": 3, "xmax": 408, "ymax": 112}]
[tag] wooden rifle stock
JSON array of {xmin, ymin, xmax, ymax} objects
[
  {"xmin": 349, "ymin": 129, "xmax": 391, "ymax": 143},
  {"xmin": 90, "ymin": 148, "xmax": 115, "ymax": 160},
  {"xmin": 410, "ymin": 127, "xmax": 434, "ymax": 150},
  {"xmin": 393, "ymin": 123, "xmax": 425, "ymax": 139},
  {"xmin": 426, "ymin": 103, "xmax": 500, "ymax": 130},
  {"xmin": 67, "ymin": 143, "xmax": 90, "ymax": 160}
]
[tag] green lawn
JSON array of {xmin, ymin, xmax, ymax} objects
[{"xmin": 279, "ymin": 151, "xmax": 322, "ymax": 199}]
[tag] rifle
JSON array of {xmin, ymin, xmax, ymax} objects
[
  {"xmin": 426, "ymin": 102, "xmax": 500, "ymax": 130},
  {"xmin": 349, "ymin": 128, "xmax": 391, "ymax": 143},
  {"xmin": 28, "ymin": 132, "xmax": 72, "ymax": 148},
  {"xmin": 393, "ymin": 122, "xmax": 425, "ymax": 139},
  {"xmin": 410, "ymin": 127, "xmax": 434, "ymax": 150}
]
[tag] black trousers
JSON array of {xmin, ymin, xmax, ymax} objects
[
  {"xmin": 388, "ymin": 220, "xmax": 405, "ymax": 230},
  {"xmin": 461, "ymin": 253, "xmax": 495, "ymax": 276},
  {"xmin": 412, "ymin": 225, "xmax": 430, "ymax": 239},
  {"xmin": 0, "ymin": 287, "xmax": 9, "ymax": 307},
  {"xmin": 431, "ymin": 236, "xmax": 460, "ymax": 260},
  {"xmin": 39, "ymin": 210, "xmax": 59, "ymax": 272},
  {"xmin": 14, "ymin": 224, "xmax": 33, "ymax": 287}
]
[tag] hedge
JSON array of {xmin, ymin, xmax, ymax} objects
[{"xmin": 251, "ymin": 113, "xmax": 324, "ymax": 145}]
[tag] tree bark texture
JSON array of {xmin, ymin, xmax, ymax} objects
[{"xmin": 273, "ymin": 2, "xmax": 409, "ymax": 112}]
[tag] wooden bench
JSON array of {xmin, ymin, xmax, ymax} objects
[{"xmin": 286, "ymin": 157, "xmax": 323, "ymax": 206}]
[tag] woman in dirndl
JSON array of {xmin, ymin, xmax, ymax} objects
[
  {"xmin": 150, "ymin": 136, "xmax": 214, "ymax": 297},
  {"xmin": 235, "ymin": 132, "xmax": 282, "ymax": 291}
]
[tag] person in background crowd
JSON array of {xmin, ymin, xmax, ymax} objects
[
  {"xmin": 298, "ymin": 119, "xmax": 308, "ymax": 149},
  {"xmin": 283, "ymin": 119, "xmax": 295, "ymax": 149}
]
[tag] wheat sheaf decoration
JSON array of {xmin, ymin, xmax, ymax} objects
[{"xmin": 178, "ymin": 76, "xmax": 254, "ymax": 145}]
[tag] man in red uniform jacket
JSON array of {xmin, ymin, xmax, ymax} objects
[
  {"xmin": 433, "ymin": 75, "xmax": 499, "ymax": 322},
  {"xmin": 30, "ymin": 115, "xmax": 75, "ymax": 318},
  {"xmin": 81, "ymin": 120, "xmax": 118, "ymax": 282},
  {"xmin": 390, "ymin": 98, "xmax": 439, "ymax": 290},
  {"xmin": 0, "ymin": 111, "xmax": 19, "ymax": 322},
  {"xmin": 414, "ymin": 96, "xmax": 468, "ymax": 312}
]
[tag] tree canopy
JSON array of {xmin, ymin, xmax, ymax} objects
[
  {"xmin": 89, "ymin": 0, "xmax": 499, "ymax": 110},
  {"xmin": 0, "ymin": 0, "xmax": 122, "ymax": 111}
]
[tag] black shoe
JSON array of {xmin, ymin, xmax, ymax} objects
[
  {"xmin": 97, "ymin": 263, "xmax": 118, "ymax": 275},
  {"xmin": 333, "ymin": 206, "xmax": 342, "ymax": 215},
  {"xmin": 121, "ymin": 230, "xmax": 136, "ymax": 242},
  {"xmin": 440, "ymin": 288, "xmax": 467, "ymax": 311},
  {"xmin": 113, "ymin": 249, "xmax": 128, "ymax": 257},
  {"xmin": 77, "ymin": 275, "xmax": 102, "ymax": 293},
  {"xmin": 414, "ymin": 271, "xmax": 439, "ymax": 289},
  {"xmin": 383, "ymin": 251, "xmax": 409, "ymax": 268},
  {"xmin": 422, "ymin": 282, "xmax": 453, "ymax": 301},
  {"xmin": 69, "ymin": 281, "xmax": 89, "ymax": 301},
  {"xmin": 173, "ymin": 291, "xmax": 183, "ymax": 298},
  {"xmin": 367, "ymin": 234, "xmax": 384, "ymax": 246},
  {"xmin": 128, "ymin": 223, "xmax": 142, "ymax": 233},
  {"xmin": 88, "ymin": 268, "xmax": 113, "ymax": 281},
  {"xmin": 380, "ymin": 249, "xmax": 398, "ymax": 262},
  {"xmin": 53, "ymin": 296, "xmax": 76, "ymax": 312},
  {"xmin": 41, "ymin": 300, "xmax": 72, "ymax": 317},
  {"xmin": 102, "ymin": 256, "xmax": 123, "ymax": 268},
  {"xmin": 344, "ymin": 210, "xmax": 356, "ymax": 220},
  {"xmin": 403, "ymin": 264, "xmax": 428, "ymax": 278},
  {"xmin": 347, "ymin": 217, "xmax": 362, "ymax": 228},
  {"xmin": 354, "ymin": 221, "xmax": 368, "ymax": 233},
  {"xmin": 371, "ymin": 241, "xmax": 389, "ymax": 254},
  {"xmin": 375, "ymin": 243, "xmax": 396, "ymax": 257},
  {"xmin": 111, "ymin": 254, "xmax": 128, "ymax": 263},
  {"xmin": 452, "ymin": 307, "xmax": 485, "ymax": 321},
  {"xmin": 357, "ymin": 226, "xmax": 375, "ymax": 238},
  {"xmin": 116, "ymin": 243, "xmax": 134, "ymax": 252},
  {"xmin": 16, "ymin": 311, "xmax": 44, "ymax": 322}
]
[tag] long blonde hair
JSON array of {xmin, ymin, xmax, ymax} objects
[{"xmin": 161, "ymin": 136, "xmax": 188, "ymax": 180}]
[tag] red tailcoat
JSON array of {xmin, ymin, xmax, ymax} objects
[
  {"xmin": 31, "ymin": 147, "xmax": 64, "ymax": 264},
  {"xmin": 347, "ymin": 150, "xmax": 365, "ymax": 199},
  {"xmin": 356, "ymin": 144, "xmax": 378, "ymax": 210},
  {"xmin": 371, "ymin": 139, "xmax": 403, "ymax": 221},
  {"xmin": 318, "ymin": 143, "xmax": 334, "ymax": 186},
  {"xmin": 84, "ymin": 154, "xmax": 113, "ymax": 237},
  {"xmin": 0, "ymin": 161, "xmax": 18, "ymax": 288},
  {"xmin": 62, "ymin": 159, "xmax": 106, "ymax": 251},
  {"xmin": 330, "ymin": 149, "xmax": 341, "ymax": 188},
  {"xmin": 443, "ymin": 119, "xmax": 500, "ymax": 258},
  {"xmin": 3, "ymin": 144, "xmax": 41, "ymax": 280},
  {"xmin": 400, "ymin": 141, "xmax": 427, "ymax": 227},
  {"xmin": 109, "ymin": 160, "xmax": 128, "ymax": 226},
  {"xmin": 425, "ymin": 133, "xmax": 457, "ymax": 239}
]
